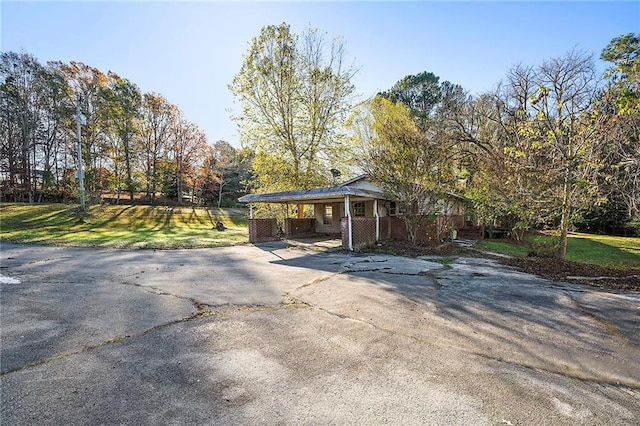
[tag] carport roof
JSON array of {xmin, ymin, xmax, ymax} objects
[{"xmin": 238, "ymin": 185, "xmax": 387, "ymax": 204}]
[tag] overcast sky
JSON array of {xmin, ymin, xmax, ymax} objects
[{"xmin": 2, "ymin": 1, "xmax": 638, "ymax": 147}]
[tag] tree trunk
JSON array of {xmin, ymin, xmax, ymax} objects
[
  {"xmin": 151, "ymin": 152, "xmax": 157, "ymax": 206},
  {"xmin": 557, "ymin": 170, "xmax": 572, "ymax": 259},
  {"xmin": 217, "ymin": 180, "xmax": 226, "ymax": 208},
  {"xmin": 123, "ymin": 135, "xmax": 134, "ymax": 201},
  {"xmin": 405, "ymin": 216, "xmax": 418, "ymax": 246}
]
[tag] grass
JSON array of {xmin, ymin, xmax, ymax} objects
[
  {"xmin": 0, "ymin": 203, "xmax": 249, "ymax": 249},
  {"xmin": 476, "ymin": 232, "xmax": 640, "ymax": 270}
]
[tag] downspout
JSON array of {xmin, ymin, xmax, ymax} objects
[
  {"xmin": 345, "ymin": 195, "xmax": 353, "ymax": 251},
  {"xmin": 374, "ymin": 199, "xmax": 379, "ymax": 243}
]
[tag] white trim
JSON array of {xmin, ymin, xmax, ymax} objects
[
  {"xmin": 345, "ymin": 195, "xmax": 353, "ymax": 251},
  {"xmin": 374, "ymin": 199, "xmax": 379, "ymax": 242}
]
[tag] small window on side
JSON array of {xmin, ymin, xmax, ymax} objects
[{"xmin": 323, "ymin": 204, "xmax": 333, "ymax": 225}]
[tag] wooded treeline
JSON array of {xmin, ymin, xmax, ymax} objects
[
  {"xmin": 231, "ymin": 25, "xmax": 638, "ymax": 252},
  {"xmin": 354, "ymin": 34, "xmax": 640, "ymax": 247},
  {"xmin": 0, "ymin": 52, "xmax": 249, "ymax": 206},
  {"xmin": 3, "ymin": 28, "xmax": 639, "ymax": 252}
]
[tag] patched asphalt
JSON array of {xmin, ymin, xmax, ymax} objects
[{"xmin": 1, "ymin": 242, "xmax": 639, "ymax": 425}]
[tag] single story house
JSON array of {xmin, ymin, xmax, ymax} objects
[{"xmin": 238, "ymin": 175, "xmax": 470, "ymax": 251}]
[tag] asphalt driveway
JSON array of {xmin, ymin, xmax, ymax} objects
[{"xmin": 1, "ymin": 242, "xmax": 639, "ymax": 425}]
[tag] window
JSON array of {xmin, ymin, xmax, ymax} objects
[
  {"xmin": 353, "ymin": 202, "xmax": 365, "ymax": 217},
  {"xmin": 323, "ymin": 204, "xmax": 333, "ymax": 225}
]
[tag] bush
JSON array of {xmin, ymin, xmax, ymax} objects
[
  {"xmin": 528, "ymin": 235, "xmax": 560, "ymax": 258},
  {"xmin": 624, "ymin": 218, "xmax": 640, "ymax": 237}
]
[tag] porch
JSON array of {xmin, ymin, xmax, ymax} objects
[
  {"xmin": 238, "ymin": 175, "xmax": 473, "ymax": 251},
  {"xmin": 239, "ymin": 175, "xmax": 390, "ymax": 251}
]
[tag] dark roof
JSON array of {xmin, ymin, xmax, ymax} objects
[
  {"xmin": 238, "ymin": 174, "xmax": 466, "ymax": 204},
  {"xmin": 238, "ymin": 182, "xmax": 386, "ymax": 204}
]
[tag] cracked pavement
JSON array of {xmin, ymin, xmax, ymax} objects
[{"xmin": 1, "ymin": 242, "xmax": 639, "ymax": 425}]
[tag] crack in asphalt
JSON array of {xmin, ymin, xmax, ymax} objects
[
  {"xmin": 564, "ymin": 291, "xmax": 632, "ymax": 346},
  {"xmin": 5, "ymin": 253, "xmax": 638, "ymax": 397},
  {"xmin": 1, "ymin": 306, "xmax": 206, "ymax": 376},
  {"xmin": 294, "ymin": 273, "xmax": 341, "ymax": 290},
  {"xmin": 2, "ymin": 279, "xmax": 289, "ymax": 376},
  {"xmin": 291, "ymin": 294, "xmax": 640, "ymax": 390},
  {"xmin": 0, "ymin": 301, "xmax": 280, "ymax": 376}
]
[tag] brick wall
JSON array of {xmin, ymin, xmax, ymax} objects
[
  {"xmin": 389, "ymin": 216, "xmax": 407, "ymax": 240},
  {"xmin": 248, "ymin": 218, "xmax": 279, "ymax": 243},
  {"xmin": 379, "ymin": 216, "xmax": 390, "ymax": 240},
  {"xmin": 389, "ymin": 215, "xmax": 465, "ymax": 243},
  {"xmin": 284, "ymin": 218, "xmax": 316, "ymax": 237}
]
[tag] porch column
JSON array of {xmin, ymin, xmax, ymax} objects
[
  {"xmin": 249, "ymin": 204, "xmax": 254, "ymax": 219},
  {"xmin": 345, "ymin": 195, "xmax": 353, "ymax": 251},
  {"xmin": 374, "ymin": 199, "xmax": 379, "ymax": 242}
]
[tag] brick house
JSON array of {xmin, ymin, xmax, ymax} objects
[{"xmin": 239, "ymin": 175, "xmax": 468, "ymax": 251}]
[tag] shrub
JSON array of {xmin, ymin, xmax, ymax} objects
[{"xmin": 528, "ymin": 235, "xmax": 561, "ymax": 258}]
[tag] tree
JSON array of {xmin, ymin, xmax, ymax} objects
[
  {"xmin": 37, "ymin": 63, "xmax": 73, "ymax": 198},
  {"xmin": 378, "ymin": 71, "xmax": 442, "ymax": 130},
  {"xmin": 598, "ymin": 34, "xmax": 640, "ymax": 233},
  {"xmin": 447, "ymin": 51, "xmax": 606, "ymax": 257},
  {"xmin": 201, "ymin": 140, "xmax": 247, "ymax": 207},
  {"xmin": 167, "ymin": 116, "xmax": 208, "ymax": 204},
  {"xmin": 447, "ymin": 67, "xmax": 560, "ymax": 241},
  {"xmin": 0, "ymin": 50, "xmax": 215, "ymax": 206},
  {"xmin": 58, "ymin": 61, "xmax": 111, "ymax": 202},
  {"xmin": 230, "ymin": 23, "xmax": 357, "ymax": 196},
  {"xmin": 139, "ymin": 93, "xmax": 177, "ymax": 203},
  {"xmin": 101, "ymin": 72, "xmax": 142, "ymax": 201},
  {"xmin": 362, "ymin": 96, "xmax": 456, "ymax": 244},
  {"xmin": 601, "ymin": 33, "xmax": 639, "ymax": 114},
  {"xmin": 532, "ymin": 50, "xmax": 605, "ymax": 258},
  {"xmin": 0, "ymin": 51, "xmax": 43, "ymax": 202}
]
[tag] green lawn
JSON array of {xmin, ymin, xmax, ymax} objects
[
  {"xmin": 0, "ymin": 203, "xmax": 249, "ymax": 249},
  {"xmin": 476, "ymin": 232, "xmax": 640, "ymax": 270}
]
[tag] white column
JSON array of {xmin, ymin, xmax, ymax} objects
[
  {"xmin": 374, "ymin": 199, "xmax": 379, "ymax": 242},
  {"xmin": 249, "ymin": 204, "xmax": 254, "ymax": 219},
  {"xmin": 345, "ymin": 195, "xmax": 353, "ymax": 251}
]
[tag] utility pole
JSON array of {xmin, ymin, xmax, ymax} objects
[{"xmin": 76, "ymin": 93, "xmax": 86, "ymax": 212}]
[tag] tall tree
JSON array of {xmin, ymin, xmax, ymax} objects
[
  {"xmin": 205, "ymin": 140, "xmax": 245, "ymax": 207},
  {"xmin": 362, "ymin": 96, "xmax": 456, "ymax": 244},
  {"xmin": 0, "ymin": 51, "xmax": 43, "ymax": 201},
  {"xmin": 230, "ymin": 23, "xmax": 357, "ymax": 195},
  {"xmin": 58, "ymin": 61, "xmax": 110, "ymax": 201},
  {"xmin": 379, "ymin": 71, "xmax": 442, "ymax": 130},
  {"xmin": 101, "ymin": 72, "xmax": 142, "ymax": 201},
  {"xmin": 37, "ymin": 63, "xmax": 73, "ymax": 196},
  {"xmin": 448, "ymin": 51, "xmax": 606, "ymax": 257},
  {"xmin": 167, "ymin": 116, "xmax": 208, "ymax": 204},
  {"xmin": 139, "ymin": 93, "xmax": 177, "ymax": 203},
  {"xmin": 532, "ymin": 50, "xmax": 605, "ymax": 257},
  {"xmin": 599, "ymin": 33, "xmax": 640, "ymax": 231},
  {"xmin": 601, "ymin": 33, "xmax": 639, "ymax": 114},
  {"xmin": 1, "ymin": 51, "xmax": 215, "ymax": 206}
]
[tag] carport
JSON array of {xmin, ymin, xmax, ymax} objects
[{"xmin": 238, "ymin": 175, "xmax": 392, "ymax": 251}]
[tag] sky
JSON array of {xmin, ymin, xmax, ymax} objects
[{"xmin": 2, "ymin": 1, "xmax": 638, "ymax": 147}]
